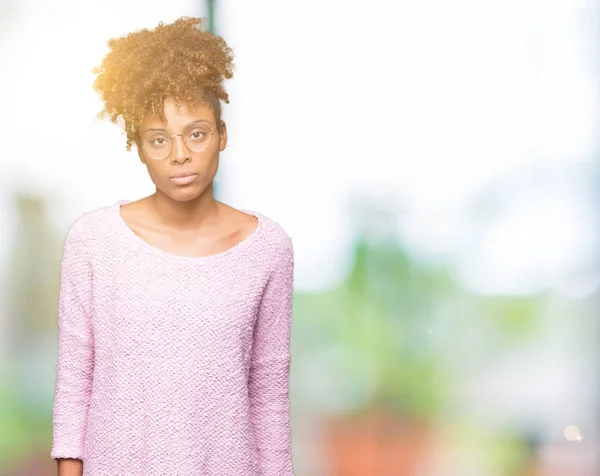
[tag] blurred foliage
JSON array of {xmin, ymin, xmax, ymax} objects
[
  {"xmin": 1, "ymin": 195, "xmax": 61, "ymax": 469},
  {"xmin": 293, "ymin": 199, "xmax": 545, "ymax": 424},
  {"xmin": 474, "ymin": 295, "xmax": 544, "ymax": 340}
]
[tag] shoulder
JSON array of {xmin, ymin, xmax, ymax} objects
[
  {"xmin": 63, "ymin": 201, "xmax": 118, "ymax": 248},
  {"xmin": 251, "ymin": 210, "xmax": 294, "ymax": 270},
  {"xmin": 253, "ymin": 210, "xmax": 293, "ymax": 249}
]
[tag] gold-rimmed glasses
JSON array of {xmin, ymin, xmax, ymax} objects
[{"xmin": 141, "ymin": 122, "xmax": 214, "ymax": 160}]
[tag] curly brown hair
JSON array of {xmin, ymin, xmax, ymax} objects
[{"xmin": 92, "ymin": 16, "xmax": 235, "ymax": 151}]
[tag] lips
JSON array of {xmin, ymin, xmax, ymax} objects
[
  {"xmin": 171, "ymin": 171, "xmax": 197, "ymax": 178},
  {"xmin": 170, "ymin": 173, "xmax": 198, "ymax": 185}
]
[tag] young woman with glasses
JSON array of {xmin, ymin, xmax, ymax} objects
[{"xmin": 50, "ymin": 16, "xmax": 295, "ymax": 476}]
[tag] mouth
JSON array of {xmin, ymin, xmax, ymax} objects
[
  {"xmin": 170, "ymin": 173, "xmax": 198, "ymax": 185},
  {"xmin": 171, "ymin": 171, "xmax": 197, "ymax": 178}
]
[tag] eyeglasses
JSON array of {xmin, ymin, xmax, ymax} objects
[{"xmin": 141, "ymin": 122, "xmax": 214, "ymax": 160}]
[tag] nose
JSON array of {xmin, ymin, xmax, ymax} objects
[{"xmin": 171, "ymin": 134, "xmax": 190, "ymax": 163}]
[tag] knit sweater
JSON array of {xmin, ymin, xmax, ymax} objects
[{"xmin": 51, "ymin": 199, "xmax": 295, "ymax": 476}]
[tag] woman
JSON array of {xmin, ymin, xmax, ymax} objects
[{"xmin": 51, "ymin": 16, "xmax": 295, "ymax": 476}]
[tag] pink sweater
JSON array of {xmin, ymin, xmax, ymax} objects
[{"xmin": 51, "ymin": 199, "xmax": 295, "ymax": 476}]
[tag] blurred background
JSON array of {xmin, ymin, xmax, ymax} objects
[{"xmin": 1, "ymin": 0, "xmax": 599, "ymax": 474}]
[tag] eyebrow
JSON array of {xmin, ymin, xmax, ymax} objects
[{"xmin": 142, "ymin": 120, "xmax": 211, "ymax": 133}]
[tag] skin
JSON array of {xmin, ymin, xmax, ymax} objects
[
  {"xmin": 56, "ymin": 97, "xmax": 257, "ymax": 476},
  {"xmin": 120, "ymin": 96, "xmax": 258, "ymax": 258},
  {"xmin": 57, "ymin": 459, "xmax": 83, "ymax": 476}
]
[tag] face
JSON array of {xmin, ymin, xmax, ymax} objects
[{"xmin": 136, "ymin": 96, "xmax": 227, "ymax": 201}]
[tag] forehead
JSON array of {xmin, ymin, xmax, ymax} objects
[{"xmin": 141, "ymin": 97, "xmax": 215, "ymax": 130}]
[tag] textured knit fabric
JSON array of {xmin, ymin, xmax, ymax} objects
[{"xmin": 51, "ymin": 199, "xmax": 295, "ymax": 476}]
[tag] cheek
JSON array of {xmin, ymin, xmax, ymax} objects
[
  {"xmin": 196, "ymin": 152, "xmax": 220, "ymax": 172},
  {"xmin": 206, "ymin": 155, "xmax": 220, "ymax": 175},
  {"xmin": 144, "ymin": 162, "xmax": 164, "ymax": 180}
]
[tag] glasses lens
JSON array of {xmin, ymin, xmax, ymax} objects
[
  {"xmin": 184, "ymin": 124, "xmax": 213, "ymax": 152},
  {"xmin": 142, "ymin": 124, "xmax": 213, "ymax": 159},
  {"xmin": 142, "ymin": 132, "xmax": 172, "ymax": 160}
]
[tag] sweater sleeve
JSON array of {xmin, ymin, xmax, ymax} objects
[
  {"xmin": 248, "ymin": 235, "xmax": 295, "ymax": 476},
  {"xmin": 50, "ymin": 220, "xmax": 95, "ymax": 461}
]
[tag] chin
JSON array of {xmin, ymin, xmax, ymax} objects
[{"xmin": 166, "ymin": 184, "xmax": 206, "ymax": 202}]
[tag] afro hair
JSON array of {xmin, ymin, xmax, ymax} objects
[{"xmin": 92, "ymin": 16, "xmax": 235, "ymax": 151}]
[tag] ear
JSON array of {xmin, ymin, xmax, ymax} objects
[{"xmin": 218, "ymin": 121, "xmax": 228, "ymax": 151}]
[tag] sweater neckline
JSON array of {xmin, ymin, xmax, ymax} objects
[{"xmin": 113, "ymin": 199, "xmax": 265, "ymax": 263}]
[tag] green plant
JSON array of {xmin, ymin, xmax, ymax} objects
[
  {"xmin": 294, "ymin": 231, "xmax": 454, "ymax": 422},
  {"xmin": 292, "ymin": 200, "xmax": 544, "ymax": 424}
]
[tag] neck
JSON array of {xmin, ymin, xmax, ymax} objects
[{"xmin": 148, "ymin": 185, "xmax": 221, "ymax": 231}]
